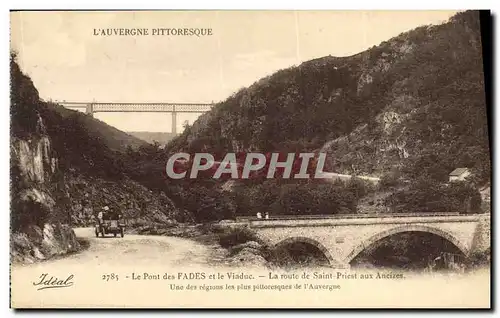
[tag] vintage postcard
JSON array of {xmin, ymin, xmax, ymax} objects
[{"xmin": 10, "ymin": 10, "xmax": 491, "ymax": 308}]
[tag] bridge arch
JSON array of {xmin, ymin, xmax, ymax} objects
[
  {"xmin": 274, "ymin": 236, "xmax": 336, "ymax": 265},
  {"xmin": 344, "ymin": 224, "xmax": 469, "ymax": 264}
]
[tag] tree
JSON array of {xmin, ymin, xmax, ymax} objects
[{"xmin": 386, "ymin": 176, "xmax": 482, "ymax": 213}]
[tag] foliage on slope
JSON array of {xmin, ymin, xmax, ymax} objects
[{"xmin": 167, "ymin": 11, "xmax": 490, "ymax": 185}]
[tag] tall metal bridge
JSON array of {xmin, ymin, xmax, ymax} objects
[{"xmin": 57, "ymin": 101, "xmax": 214, "ymax": 134}]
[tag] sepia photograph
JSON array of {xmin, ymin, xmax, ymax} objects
[{"xmin": 9, "ymin": 9, "xmax": 491, "ymax": 308}]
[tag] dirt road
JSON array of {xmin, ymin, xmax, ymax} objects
[
  {"xmin": 10, "ymin": 227, "xmax": 243, "ymax": 307},
  {"xmin": 11, "ymin": 227, "xmax": 228, "ymax": 272}
]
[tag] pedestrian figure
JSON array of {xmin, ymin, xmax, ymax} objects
[
  {"xmin": 256, "ymin": 212, "xmax": 262, "ymax": 219},
  {"xmin": 265, "ymin": 212, "xmax": 269, "ymax": 220},
  {"xmin": 98, "ymin": 206, "xmax": 109, "ymax": 225}
]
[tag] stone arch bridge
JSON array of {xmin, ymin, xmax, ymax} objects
[{"xmin": 235, "ymin": 213, "xmax": 490, "ymax": 268}]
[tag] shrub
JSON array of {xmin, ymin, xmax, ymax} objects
[
  {"xmin": 385, "ymin": 177, "xmax": 482, "ymax": 213},
  {"xmin": 232, "ymin": 180, "xmax": 360, "ymax": 217},
  {"xmin": 346, "ymin": 177, "xmax": 373, "ymax": 199},
  {"xmin": 179, "ymin": 184, "xmax": 236, "ymax": 223},
  {"xmin": 217, "ymin": 226, "xmax": 261, "ymax": 248},
  {"xmin": 467, "ymin": 248, "xmax": 490, "ymax": 268},
  {"xmin": 379, "ymin": 171, "xmax": 402, "ymax": 189},
  {"xmin": 233, "ymin": 180, "xmax": 280, "ymax": 216}
]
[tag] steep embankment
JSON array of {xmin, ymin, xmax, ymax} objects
[
  {"xmin": 167, "ymin": 11, "xmax": 489, "ymax": 183},
  {"xmin": 10, "ymin": 132, "xmax": 80, "ymax": 264},
  {"xmin": 10, "ymin": 54, "xmax": 189, "ymax": 264},
  {"xmin": 10, "ymin": 56, "xmax": 79, "ymax": 263}
]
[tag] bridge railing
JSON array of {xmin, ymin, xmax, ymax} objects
[{"xmin": 235, "ymin": 212, "xmax": 464, "ymax": 222}]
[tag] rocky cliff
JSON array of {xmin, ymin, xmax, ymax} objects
[{"xmin": 10, "ymin": 114, "xmax": 80, "ymax": 263}]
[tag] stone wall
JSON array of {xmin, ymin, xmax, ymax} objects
[
  {"xmin": 470, "ymin": 214, "xmax": 491, "ymax": 254},
  {"xmin": 250, "ymin": 214, "xmax": 487, "ymax": 267}
]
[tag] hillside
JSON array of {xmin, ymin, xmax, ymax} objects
[
  {"xmin": 10, "ymin": 53, "xmax": 188, "ymax": 263},
  {"xmin": 46, "ymin": 103, "xmax": 147, "ymax": 152},
  {"xmin": 166, "ymin": 11, "xmax": 490, "ymax": 184}
]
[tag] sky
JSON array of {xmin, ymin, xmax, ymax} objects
[{"xmin": 10, "ymin": 10, "xmax": 459, "ymax": 132}]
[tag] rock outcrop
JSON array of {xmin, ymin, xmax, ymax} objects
[
  {"xmin": 10, "ymin": 114, "xmax": 81, "ymax": 263},
  {"xmin": 11, "ymin": 224, "xmax": 79, "ymax": 264},
  {"xmin": 10, "ymin": 53, "xmax": 189, "ymax": 264}
]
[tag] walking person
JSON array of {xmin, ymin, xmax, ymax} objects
[{"xmin": 98, "ymin": 206, "xmax": 109, "ymax": 225}]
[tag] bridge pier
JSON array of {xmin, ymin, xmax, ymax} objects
[
  {"xmin": 86, "ymin": 103, "xmax": 94, "ymax": 117},
  {"xmin": 171, "ymin": 108, "xmax": 177, "ymax": 134}
]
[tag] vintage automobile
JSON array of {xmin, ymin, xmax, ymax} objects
[{"xmin": 95, "ymin": 211, "xmax": 125, "ymax": 238}]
